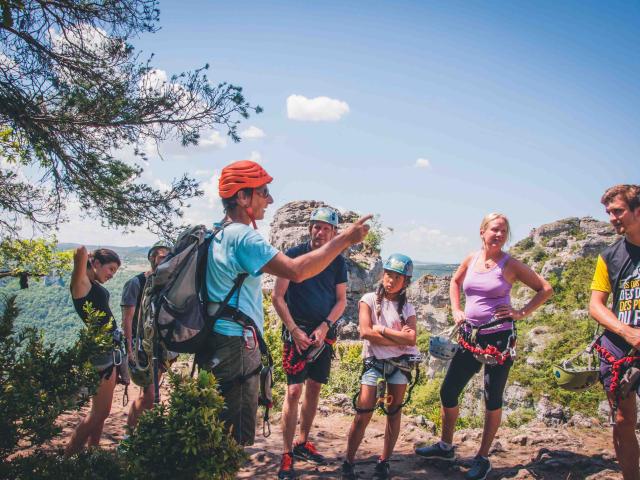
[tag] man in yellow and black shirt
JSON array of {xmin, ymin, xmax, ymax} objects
[{"xmin": 590, "ymin": 184, "xmax": 640, "ymax": 480}]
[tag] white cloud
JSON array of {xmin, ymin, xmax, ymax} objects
[
  {"xmin": 200, "ymin": 131, "xmax": 227, "ymax": 149},
  {"xmin": 287, "ymin": 94, "xmax": 350, "ymax": 122},
  {"xmin": 415, "ymin": 158, "xmax": 431, "ymax": 168},
  {"xmin": 194, "ymin": 169, "xmax": 215, "ymax": 177},
  {"xmin": 241, "ymin": 126, "xmax": 266, "ymax": 140}
]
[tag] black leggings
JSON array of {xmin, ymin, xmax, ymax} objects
[{"xmin": 440, "ymin": 330, "xmax": 513, "ymax": 411}]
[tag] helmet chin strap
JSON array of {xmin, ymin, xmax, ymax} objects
[{"xmin": 243, "ymin": 190, "xmax": 258, "ymax": 229}]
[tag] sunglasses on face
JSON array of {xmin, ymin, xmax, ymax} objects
[{"xmin": 254, "ymin": 186, "xmax": 270, "ymax": 198}]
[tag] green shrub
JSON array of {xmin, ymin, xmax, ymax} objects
[
  {"xmin": 531, "ymin": 246, "xmax": 548, "ymax": 263},
  {"xmin": 416, "ymin": 327, "xmax": 431, "ymax": 355},
  {"xmin": 5, "ymin": 449, "xmax": 123, "ymax": 480},
  {"xmin": 505, "ymin": 407, "xmax": 536, "ymax": 428},
  {"xmin": 120, "ymin": 370, "xmax": 246, "ymax": 479},
  {"xmin": 323, "ymin": 342, "xmax": 362, "ymax": 397},
  {"xmin": 0, "ymin": 296, "xmax": 104, "ymax": 464},
  {"xmin": 362, "ymin": 215, "xmax": 385, "ymax": 253}
]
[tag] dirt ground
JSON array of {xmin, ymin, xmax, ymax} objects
[{"xmin": 46, "ymin": 382, "xmax": 624, "ymax": 480}]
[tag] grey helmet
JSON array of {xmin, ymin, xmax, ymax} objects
[
  {"xmin": 310, "ymin": 207, "xmax": 339, "ymax": 227},
  {"xmin": 429, "ymin": 325, "xmax": 459, "ymax": 361}
]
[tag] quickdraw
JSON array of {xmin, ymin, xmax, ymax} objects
[
  {"xmin": 352, "ymin": 355, "xmax": 422, "ymax": 416},
  {"xmin": 458, "ymin": 318, "xmax": 516, "ymax": 366}
]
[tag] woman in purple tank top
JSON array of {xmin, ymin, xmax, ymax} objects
[{"xmin": 416, "ymin": 213, "xmax": 552, "ymax": 480}]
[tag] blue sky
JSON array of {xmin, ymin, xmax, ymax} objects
[{"xmin": 56, "ymin": 0, "xmax": 639, "ymax": 262}]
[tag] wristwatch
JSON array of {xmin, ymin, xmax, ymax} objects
[{"xmin": 322, "ymin": 318, "xmax": 333, "ymax": 329}]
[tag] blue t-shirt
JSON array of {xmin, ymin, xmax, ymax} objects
[
  {"xmin": 284, "ymin": 242, "xmax": 348, "ymax": 336},
  {"xmin": 206, "ymin": 222, "xmax": 278, "ymax": 335}
]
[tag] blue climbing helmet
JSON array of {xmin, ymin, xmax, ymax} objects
[
  {"xmin": 310, "ymin": 207, "xmax": 339, "ymax": 227},
  {"xmin": 383, "ymin": 253, "xmax": 413, "ymax": 277}
]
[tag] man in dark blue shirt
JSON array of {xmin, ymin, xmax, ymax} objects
[{"xmin": 273, "ymin": 207, "xmax": 348, "ymax": 479}]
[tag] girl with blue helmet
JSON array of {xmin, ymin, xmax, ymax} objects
[{"xmin": 342, "ymin": 253, "xmax": 419, "ymax": 480}]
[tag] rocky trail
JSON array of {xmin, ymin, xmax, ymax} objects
[{"xmin": 45, "ymin": 383, "xmax": 622, "ymax": 480}]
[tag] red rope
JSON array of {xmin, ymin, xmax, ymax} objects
[
  {"xmin": 458, "ymin": 337, "xmax": 511, "ymax": 365},
  {"xmin": 282, "ymin": 342, "xmax": 306, "ymax": 375},
  {"xmin": 593, "ymin": 343, "xmax": 640, "ymax": 395}
]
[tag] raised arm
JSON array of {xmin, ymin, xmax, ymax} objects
[
  {"xmin": 70, "ymin": 246, "xmax": 91, "ymax": 299},
  {"xmin": 263, "ymin": 215, "xmax": 372, "ymax": 282}
]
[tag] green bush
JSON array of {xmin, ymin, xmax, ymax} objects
[
  {"xmin": 5, "ymin": 449, "xmax": 123, "ymax": 480},
  {"xmin": 120, "ymin": 370, "xmax": 246, "ymax": 479},
  {"xmin": 0, "ymin": 296, "xmax": 104, "ymax": 464},
  {"xmin": 505, "ymin": 407, "xmax": 536, "ymax": 428},
  {"xmin": 322, "ymin": 342, "xmax": 362, "ymax": 397}
]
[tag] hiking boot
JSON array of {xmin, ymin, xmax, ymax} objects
[
  {"xmin": 341, "ymin": 460, "xmax": 357, "ymax": 480},
  {"xmin": 415, "ymin": 442, "xmax": 456, "ymax": 461},
  {"xmin": 373, "ymin": 458, "xmax": 391, "ymax": 479},
  {"xmin": 277, "ymin": 452, "xmax": 296, "ymax": 479},
  {"xmin": 293, "ymin": 441, "xmax": 326, "ymax": 464},
  {"xmin": 465, "ymin": 455, "xmax": 491, "ymax": 480}
]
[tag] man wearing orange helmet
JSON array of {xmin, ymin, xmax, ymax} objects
[{"xmin": 201, "ymin": 160, "xmax": 372, "ymax": 446}]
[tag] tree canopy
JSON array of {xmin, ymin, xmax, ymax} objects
[{"xmin": 0, "ymin": 0, "xmax": 261, "ymax": 238}]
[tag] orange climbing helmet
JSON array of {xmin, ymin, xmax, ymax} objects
[{"xmin": 218, "ymin": 160, "xmax": 273, "ymax": 199}]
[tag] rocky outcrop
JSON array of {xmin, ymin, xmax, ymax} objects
[
  {"xmin": 263, "ymin": 200, "xmax": 382, "ymax": 336},
  {"xmin": 510, "ymin": 217, "xmax": 616, "ymax": 278}
]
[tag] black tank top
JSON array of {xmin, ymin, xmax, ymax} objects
[{"xmin": 72, "ymin": 281, "xmax": 115, "ymax": 331}]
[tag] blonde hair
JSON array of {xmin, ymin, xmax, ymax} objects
[{"xmin": 480, "ymin": 213, "xmax": 511, "ymax": 245}]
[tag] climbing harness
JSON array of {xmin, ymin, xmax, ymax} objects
[
  {"xmin": 593, "ymin": 342, "xmax": 640, "ymax": 425},
  {"xmin": 458, "ymin": 318, "xmax": 516, "ymax": 366},
  {"xmin": 352, "ymin": 354, "xmax": 423, "ymax": 416}
]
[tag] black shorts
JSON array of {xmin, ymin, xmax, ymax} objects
[{"xmin": 286, "ymin": 343, "xmax": 333, "ymax": 385}]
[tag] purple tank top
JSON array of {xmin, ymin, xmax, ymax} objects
[{"xmin": 462, "ymin": 251, "xmax": 513, "ymax": 335}]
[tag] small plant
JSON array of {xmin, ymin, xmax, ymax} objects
[
  {"xmin": 362, "ymin": 215, "xmax": 386, "ymax": 253},
  {"xmin": 505, "ymin": 407, "xmax": 536, "ymax": 428},
  {"xmin": 120, "ymin": 370, "xmax": 246, "ymax": 479}
]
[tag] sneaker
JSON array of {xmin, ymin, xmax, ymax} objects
[
  {"xmin": 293, "ymin": 441, "xmax": 326, "ymax": 464},
  {"xmin": 415, "ymin": 442, "xmax": 456, "ymax": 462},
  {"xmin": 373, "ymin": 458, "xmax": 391, "ymax": 479},
  {"xmin": 465, "ymin": 455, "xmax": 491, "ymax": 480},
  {"xmin": 341, "ymin": 460, "xmax": 357, "ymax": 480},
  {"xmin": 277, "ymin": 452, "xmax": 296, "ymax": 480}
]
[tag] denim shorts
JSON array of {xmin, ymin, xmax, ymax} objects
[{"xmin": 361, "ymin": 366, "xmax": 408, "ymax": 386}]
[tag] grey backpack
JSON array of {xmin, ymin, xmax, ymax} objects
[{"xmin": 139, "ymin": 223, "xmax": 246, "ymax": 355}]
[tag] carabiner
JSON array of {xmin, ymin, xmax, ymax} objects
[{"xmin": 112, "ymin": 348, "xmax": 123, "ymax": 366}]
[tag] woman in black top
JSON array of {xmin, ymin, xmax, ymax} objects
[{"xmin": 66, "ymin": 246, "xmax": 121, "ymax": 456}]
